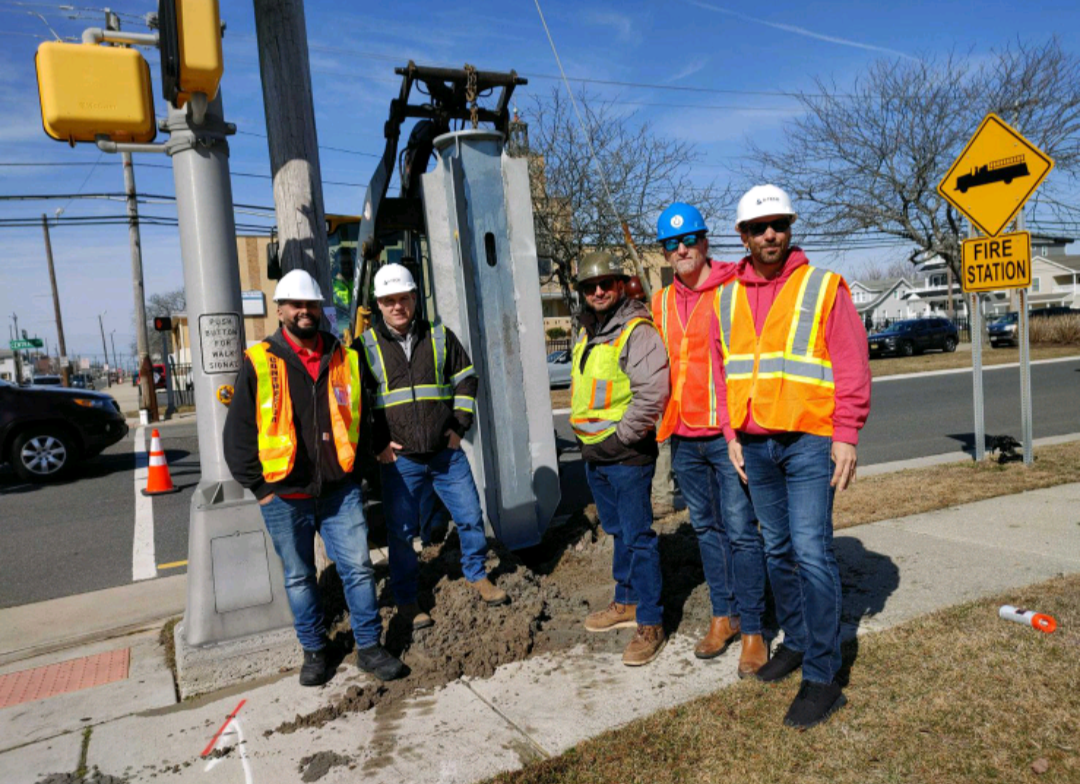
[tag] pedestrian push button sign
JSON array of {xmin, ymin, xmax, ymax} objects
[
  {"xmin": 961, "ymin": 231, "xmax": 1031, "ymax": 293},
  {"xmin": 937, "ymin": 113, "xmax": 1053, "ymax": 238}
]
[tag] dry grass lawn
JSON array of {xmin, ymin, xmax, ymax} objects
[
  {"xmin": 870, "ymin": 344, "xmax": 1078, "ymax": 377},
  {"xmin": 835, "ymin": 440, "xmax": 1080, "ymax": 529},
  {"xmin": 490, "ymin": 574, "xmax": 1080, "ymax": 784}
]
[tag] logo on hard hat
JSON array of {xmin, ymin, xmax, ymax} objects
[
  {"xmin": 756, "ymin": 196, "xmax": 780, "ymax": 205},
  {"xmin": 670, "ymin": 215, "xmax": 684, "ymax": 229}
]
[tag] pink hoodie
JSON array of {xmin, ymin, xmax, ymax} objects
[
  {"xmin": 717, "ymin": 248, "xmax": 871, "ymax": 445},
  {"xmin": 669, "ymin": 259, "xmax": 738, "ymax": 439}
]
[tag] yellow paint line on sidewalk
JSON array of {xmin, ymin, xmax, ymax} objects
[{"xmin": 157, "ymin": 560, "xmax": 188, "ymax": 570}]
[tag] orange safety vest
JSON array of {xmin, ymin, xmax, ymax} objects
[
  {"xmin": 246, "ymin": 342, "xmax": 361, "ymax": 483},
  {"xmin": 651, "ymin": 285, "xmax": 721, "ymax": 442},
  {"xmin": 716, "ymin": 264, "xmax": 843, "ymax": 437}
]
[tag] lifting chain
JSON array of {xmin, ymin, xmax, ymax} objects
[{"xmin": 464, "ymin": 63, "xmax": 479, "ymax": 129}]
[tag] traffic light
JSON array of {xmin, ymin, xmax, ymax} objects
[
  {"xmin": 154, "ymin": 316, "xmax": 173, "ymax": 331},
  {"xmin": 158, "ymin": 0, "xmax": 224, "ymax": 107},
  {"xmin": 35, "ymin": 42, "xmax": 157, "ymax": 144}
]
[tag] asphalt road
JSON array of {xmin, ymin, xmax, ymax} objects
[{"xmin": 1, "ymin": 357, "xmax": 1077, "ymax": 609}]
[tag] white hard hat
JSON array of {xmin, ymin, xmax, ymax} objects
[
  {"xmin": 374, "ymin": 264, "xmax": 417, "ymax": 298},
  {"xmin": 273, "ymin": 269, "xmax": 325, "ymax": 302},
  {"xmin": 736, "ymin": 184, "xmax": 797, "ymax": 229}
]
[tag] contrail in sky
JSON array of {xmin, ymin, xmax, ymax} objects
[{"xmin": 685, "ymin": 0, "xmax": 919, "ymax": 61}]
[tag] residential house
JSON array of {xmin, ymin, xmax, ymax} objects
[{"xmin": 849, "ymin": 277, "xmax": 924, "ymax": 328}]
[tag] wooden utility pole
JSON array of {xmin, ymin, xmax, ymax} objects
[
  {"xmin": 124, "ymin": 153, "xmax": 158, "ymax": 421},
  {"xmin": 252, "ymin": 0, "xmax": 334, "ymax": 331},
  {"xmin": 252, "ymin": 0, "xmax": 334, "ymax": 572},
  {"xmin": 41, "ymin": 215, "xmax": 71, "ymax": 387}
]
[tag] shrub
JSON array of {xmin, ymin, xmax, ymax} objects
[
  {"xmin": 546, "ymin": 327, "xmax": 568, "ymax": 339},
  {"xmin": 1029, "ymin": 313, "xmax": 1080, "ymax": 345}
]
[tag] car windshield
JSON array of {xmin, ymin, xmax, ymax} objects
[{"xmin": 993, "ymin": 313, "xmax": 1018, "ymax": 325}]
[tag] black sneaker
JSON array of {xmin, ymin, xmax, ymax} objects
[
  {"xmin": 783, "ymin": 680, "xmax": 847, "ymax": 729},
  {"xmin": 755, "ymin": 644, "xmax": 803, "ymax": 683},
  {"xmin": 299, "ymin": 648, "xmax": 333, "ymax": 687},
  {"xmin": 355, "ymin": 644, "xmax": 406, "ymax": 681}
]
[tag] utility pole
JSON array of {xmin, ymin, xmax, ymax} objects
[
  {"xmin": 41, "ymin": 214, "xmax": 71, "ymax": 387},
  {"xmin": 252, "ymin": 0, "xmax": 335, "ymax": 333},
  {"xmin": 124, "ymin": 152, "xmax": 157, "ymax": 421},
  {"xmin": 98, "ymin": 311, "xmax": 111, "ymax": 387},
  {"xmin": 10, "ymin": 315, "xmax": 24, "ymax": 383},
  {"xmin": 110, "ymin": 330, "xmax": 117, "ymax": 383}
]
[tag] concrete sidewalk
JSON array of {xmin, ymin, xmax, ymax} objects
[{"xmin": 2, "ymin": 483, "xmax": 1078, "ymax": 784}]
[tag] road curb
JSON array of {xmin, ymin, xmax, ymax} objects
[{"xmin": 860, "ymin": 431, "xmax": 1080, "ymax": 477}]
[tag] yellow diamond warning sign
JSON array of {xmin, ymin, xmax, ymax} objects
[
  {"xmin": 937, "ymin": 113, "xmax": 1053, "ymax": 237},
  {"xmin": 961, "ymin": 231, "xmax": 1031, "ymax": 293}
]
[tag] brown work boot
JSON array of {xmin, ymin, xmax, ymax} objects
[
  {"xmin": 399, "ymin": 603, "xmax": 434, "ymax": 631},
  {"xmin": 469, "ymin": 576, "xmax": 510, "ymax": 606},
  {"xmin": 737, "ymin": 633, "xmax": 768, "ymax": 678},
  {"xmin": 584, "ymin": 601, "xmax": 637, "ymax": 632},
  {"xmin": 694, "ymin": 616, "xmax": 741, "ymax": 659},
  {"xmin": 622, "ymin": 624, "xmax": 667, "ymax": 666}
]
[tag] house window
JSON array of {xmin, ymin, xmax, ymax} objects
[
  {"xmin": 1031, "ymin": 278, "xmax": 1040, "ymax": 292},
  {"xmin": 893, "ymin": 290, "xmax": 899, "ymax": 299}
]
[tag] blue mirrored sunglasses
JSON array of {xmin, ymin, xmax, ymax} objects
[{"xmin": 662, "ymin": 233, "xmax": 705, "ymax": 252}]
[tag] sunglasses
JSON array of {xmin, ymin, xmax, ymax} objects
[
  {"xmin": 580, "ymin": 278, "xmax": 619, "ymax": 296},
  {"xmin": 662, "ymin": 233, "xmax": 705, "ymax": 253},
  {"xmin": 743, "ymin": 218, "xmax": 791, "ymax": 237}
]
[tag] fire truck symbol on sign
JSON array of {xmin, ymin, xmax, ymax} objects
[
  {"xmin": 955, "ymin": 155, "xmax": 1030, "ymax": 193},
  {"xmin": 937, "ymin": 113, "xmax": 1053, "ymax": 238}
]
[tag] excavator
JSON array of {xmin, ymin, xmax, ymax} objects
[{"xmin": 339, "ymin": 62, "xmax": 559, "ymax": 550}]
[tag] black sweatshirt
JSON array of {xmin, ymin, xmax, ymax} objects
[
  {"xmin": 223, "ymin": 328, "xmax": 357, "ymax": 500},
  {"xmin": 355, "ymin": 318, "xmax": 478, "ymax": 460}
]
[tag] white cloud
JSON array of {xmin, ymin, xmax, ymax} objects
[
  {"xmin": 581, "ymin": 10, "xmax": 640, "ymax": 44},
  {"xmin": 666, "ymin": 57, "xmax": 710, "ymax": 83}
]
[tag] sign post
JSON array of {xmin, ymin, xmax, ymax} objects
[{"xmin": 938, "ymin": 114, "xmax": 1053, "ymax": 466}]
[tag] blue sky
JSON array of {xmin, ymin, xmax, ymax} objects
[{"xmin": 1, "ymin": 0, "xmax": 1078, "ymax": 361}]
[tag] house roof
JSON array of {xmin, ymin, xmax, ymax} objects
[{"xmin": 851, "ymin": 277, "xmax": 913, "ymax": 312}]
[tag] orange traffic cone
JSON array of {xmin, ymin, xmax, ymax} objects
[{"xmin": 142, "ymin": 429, "xmax": 181, "ymax": 496}]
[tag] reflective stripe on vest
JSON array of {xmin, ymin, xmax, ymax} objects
[
  {"xmin": 247, "ymin": 341, "xmax": 361, "ymax": 482},
  {"xmin": 716, "ymin": 265, "xmax": 841, "ymax": 437},
  {"xmin": 361, "ymin": 322, "xmax": 454, "ymax": 409},
  {"xmin": 569, "ymin": 317, "xmax": 653, "ymax": 444},
  {"xmin": 651, "ymin": 284, "xmax": 721, "ymax": 442}
]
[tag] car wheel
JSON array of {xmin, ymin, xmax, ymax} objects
[
  {"xmin": 11, "ymin": 427, "xmax": 77, "ymax": 482},
  {"xmin": 944, "ymin": 336, "xmax": 958, "ymax": 353},
  {"xmin": 900, "ymin": 341, "xmax": 915, "ymax": 357}
]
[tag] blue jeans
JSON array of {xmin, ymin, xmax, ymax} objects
[
  {"xmin": 671, "ymin": 435, "xmax": 765, "ymax": 633},
  {"xmin": 740, "ymin": 433, "xmax": 842, "ymax": 684},
  {"xmin": 585, "ymin": 462, "xmax": 664, "ymax": 627},
  {"xmin": 380, "ymin": 448, "xmax": 489, "ymax": 605},
  {"xmin": 259, "ymin": 482, "xmax": 382, "ymax": 651}
]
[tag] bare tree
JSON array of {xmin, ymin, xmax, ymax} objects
[
  {"xmin": 853, "ymin": 256, "xmax": 920, "ymax": 283},
  {"xmin": 131, "ymin": 288, "xmax": 185, "ymax": 359},
  {"xmin": 744, "ymin": 40, "xmax": 1080, "ymax": 278},
  {"xmin": 526, "ymin": 87, "xmax": 732, "ymax": 322}
]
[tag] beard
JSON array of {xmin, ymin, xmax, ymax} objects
[{"xmin": 287, "ymin": 316, "xmax": 319, "ymax": 339}]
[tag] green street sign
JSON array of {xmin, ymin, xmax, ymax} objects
[{"xmin": 9, "ymin": 338, "xmax": 43, "ymax": 350}]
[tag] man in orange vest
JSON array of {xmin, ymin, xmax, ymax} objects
[
  {"xmin": 719, "ymin": 185, "xmax": 870, "ymax": 728},
  {"xmin": 652, "ymin": 203, "xmax": 769, "ymax": 678},
  {"xmin": 224, "ymin": 270, "xmax": 404, "ymax": 687}
]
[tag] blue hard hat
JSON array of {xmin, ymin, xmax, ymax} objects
[{"xmin": 657, "ymin": 202, "xmax": 708, "ymax": 242}]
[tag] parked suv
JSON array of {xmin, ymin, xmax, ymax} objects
[
  {"xmin": 868, "ymin": 317, "xmax": 959, "ymax": 358},
  {"xmin": 0, "ymin": 378, "xmax": 128, "ymax": 482},
  {"xmin": 989, "ymin": 307, "xmax": 1078, "ymax": 348}
]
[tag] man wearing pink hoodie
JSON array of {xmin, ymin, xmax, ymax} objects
[
  {"xmin": 718, "ymin": 185, "xmax": 870, "ymax": 728},
  {"xmin": 652, "ymin": 203, "xmax": 769, "ymax": 679}
]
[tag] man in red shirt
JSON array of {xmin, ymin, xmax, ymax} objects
[
  {"xmin": 225, "ymin": 270, "xmax": 403, "ymax": 687},
  {"xmin": 719, "ymin": 185, "xmax": 870, "ymax": 728}
]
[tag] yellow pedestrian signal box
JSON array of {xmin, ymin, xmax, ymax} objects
[
  {"xmin": 158, "ymin": 0, "xmax": 223, "ymax": 107},
  {"xmin": 35, "ymin": 42, "xmax": 157, "ymax": 144}
]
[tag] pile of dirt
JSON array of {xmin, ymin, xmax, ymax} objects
[
  {"xmin": 35, "ymin": 773, "xmax": 127, "ymax": 784},
  {"xmin": 274, "ymin": 505, "xmax": 715, "ymax": 735},
  {"xmin": 298, "ymin": 751, "xmax": 354, "ymax": 782}
]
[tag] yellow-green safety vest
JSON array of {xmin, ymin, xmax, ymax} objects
[{"xmin": 569, "ymin": 317, "xmax": 652, "ymax": 444}]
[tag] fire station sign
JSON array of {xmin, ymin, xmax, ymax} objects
[
  {"xmin": 961, "ymin": 231, "xmax": 1031, "ymax": 293},
  {"xmin": 937, "ymin": 113, "xmax": 1054, "ymax": 237}
]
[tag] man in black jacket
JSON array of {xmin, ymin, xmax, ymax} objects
[
  {"xmin": 357, "ymin": 264, "xmax": 508, "ymax": 631},
  {"xmin": 224, "ymin": 270, "xmax": 403, "ymax": 686}
]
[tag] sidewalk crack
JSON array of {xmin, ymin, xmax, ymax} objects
[{"xmin": 462, "ymin": 680, "xmax": 552, "ymax": 761}]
